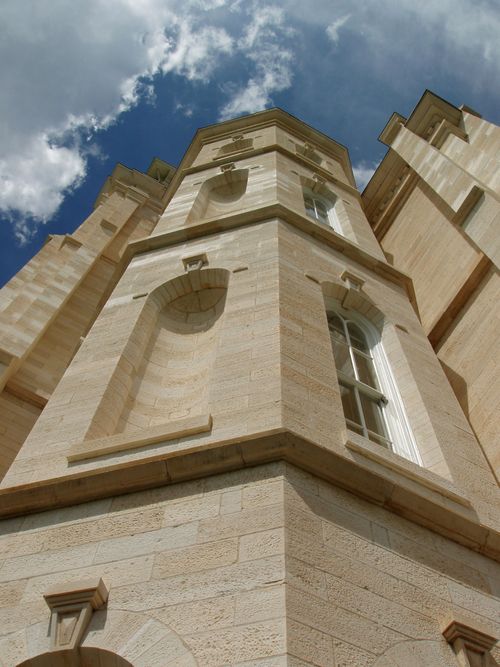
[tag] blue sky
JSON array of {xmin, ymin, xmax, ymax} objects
[{"xmin": 1, "ymin": 0, "xmax": 499, "ymax": 286}]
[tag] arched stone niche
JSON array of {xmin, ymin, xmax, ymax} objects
[
  {"xmin": 116, "ymin": 268, "xmax": 230, "ymax": 434},
  {"xmin": 6, "ymin": 609, "xmax": 196, "ymax": 667},
  {"xmin": 372, "ymin": 639, "xmax": 462, "ymax": 666},
  {"xmin": 187, "ymin": 167, "xmax": 249, "ymax": 222},
  {"xmin": 18, "ymin": 648, "xmax": 134, "ymax": 667}
]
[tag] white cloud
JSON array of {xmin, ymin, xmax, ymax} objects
[
  {"xmin": 1, "ymin": 0, "xmax": 500, "ymax": 243},
  {"xmin": 353, "ymin": 161, "xmax": 378, "ymax": 191},
  {"xmin": 0, "ymin": 0, "xmax": 298, "ymax": 241},
  {"xmin": 326, "ymin": 14, "xmax": 350, "ymax": 45},
  {"xmin": 219, "ymin": 6, "xmax": 294, "ymax": 119},
  {"xmin": 0, "ymin": 0, "xmax": 241, "ymax": 242},
  {"xmin": 0, "ymin": 135, "xmax": 86, "ymax": 243},
  {"xmin": 159, "ymin": 22, "xmax": 233, "ymax": 82},
  {"xmin": 174, "ymin": 102, "xmax": 195, "ymax": 118}
]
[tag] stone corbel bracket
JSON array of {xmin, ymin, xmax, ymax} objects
[
  {"xmin": 44, "ymin": 578, "xmax": 109, "ymax": 651},
  {"xmin": 443, "ymin": 621, "xmax": 497, "ymax": 666}
]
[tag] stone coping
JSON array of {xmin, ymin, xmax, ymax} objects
[
  {"xmin": 0, "ymin": 428, "xmax": 498, "ymax": 561},
  {"xmin": 67, "ymin": 414, "xmax": 212, "ymax": 462}
]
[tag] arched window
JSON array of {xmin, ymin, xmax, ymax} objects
[
  {"xmin": 303, "ymin": 190, "xmax": 341, "ymax": 234},
  {"xmin": 328, "ymin": 308, "xmax": 421, "ymax": 463}
]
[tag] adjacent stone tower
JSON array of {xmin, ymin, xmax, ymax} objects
[{"xmin": 0, "ymin": 99, "xmax": 499, "ymax": 666}]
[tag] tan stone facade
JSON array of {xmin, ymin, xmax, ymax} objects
[{"xmin": 0, "ymin": 99, "xmax": 498, "ymax": 665}]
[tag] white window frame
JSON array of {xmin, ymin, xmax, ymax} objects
[
  {"xmin": 303, "ymin": 189, "xmax": 342, "ymax": 234},
  {"xmin": 328, "ymin": 306, "xmax": 421, "ymax": 465}
]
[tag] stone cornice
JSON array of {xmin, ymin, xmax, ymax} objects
[
  {"xmin": 196, "ymin": 108, "xmax": 354, "ymax": 181},
  {"xmin": 162, "ymin": 109, "xmax": 356, "ymax": 208},
  {"xmin": 381, "ymin": 90, "xmax": 465, "ymax": 144},
  {"xmin": 0, "ymin": 428, "xmax": 498, "ymax": 561},
  {"xmin": 124, "ymin": 205, "xmax": 419, "ymax": 316}
]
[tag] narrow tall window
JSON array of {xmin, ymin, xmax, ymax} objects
[
  {"xmin": 303, "ymin": 190, "xmax": 341, "ymax": 234},
  {"xmin": 328, "ymin": 308, "xmax": 421, "ymax": 463},
  {"xmin": 329, "ymin": 312, "xmax": 391, "ymax": 447},
  {"xmin": 304, "ymin": 195, "xmax": 329, "ymax": 225}
]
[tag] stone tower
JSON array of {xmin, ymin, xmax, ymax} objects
[{"xmin": 0, "ymin": 96, "xmax": 499, "ymax": 666}]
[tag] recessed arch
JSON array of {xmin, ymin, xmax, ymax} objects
[
  {"xmin": 4, "ymin": 609, "xmax": 197, "ymax": 667},
  {"xmin": 83, "ymin": 267, "xmax": 230, "ymax": 439},
  {"xmin": 372, "ymin": 639, "xmax": 458, "ymax": 666},
  {"xmin": 116, "ymin": 268, "xmax": 230, "ymax": 433},
  {"xmin": 187, "ymin": 168, "xmax": 249, "ymax": 222},
  {"xmin": 18, "ymin": 647, "xmax": 134, "ymax": 667}
]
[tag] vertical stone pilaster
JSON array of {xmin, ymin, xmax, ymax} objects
[{"xmin": 383, "ymin": 119, "xmax": 500, "ymax": 266}]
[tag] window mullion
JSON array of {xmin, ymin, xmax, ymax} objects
[{"xmin": 353, "ymin": 386, "xmax": 368, "ymax": 438}]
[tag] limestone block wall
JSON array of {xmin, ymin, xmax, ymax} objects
[
  {"xmin": 275, "ymin": 221, "xmax": 500, "ymax": 527},
  {"xmin": 0, "ymin": 463, "xmax": 498, "ymax": 666},
  {"xmin": 0, "ymin": 464, "xmax": 287, "ymax": 667},
  {"xmin": 190, "ymin": 117, "xmax": 352, "ymax": 188},
  {"xmin": 0, "ymin": 188, "xmax": 161, "ymax": 481},
  {"xmin": 440, "ymin": 110, "xmax": 500, "ymax": 195},
  {"xmin": 0, "ymin": 222, "xmax": 283, "ymax": 485},
  {"xmin": 363, "ymin": 95, "xmax": 500, "ymax": 481},
  {"xmin": 274, "ymin": 152, "xmax": 385, "ymax": 260},
  {"xmin": 157, "ymin": 148, "xmax": 385, "ymax": 264},
  {"xmin": 2, "ymin": 218, "xmax": 499, "ymax": 533},
  {"xmin": 282, "ymin": 464, "xmax": 500, "ymax": 666},
  {"xmin": 437, "ymin": 265, "xmax": 500, "ymax": 478},
  {"xmin": 275, "ymin": 126, "xmax": 350, "ymax": 183},
  {"xmin": 115, "ymin": 269, "xmax": 229, "ymax": 434},
  {"xmin": 192, "ymin": 124, "xmax": 276, "ymax": 167},
  {"xmin": 379, "ymin": 181, "xmax": 483, "ymax": 335},
  {"xmin": 11, "ymin": 256, "xmax": 117, "ymax": 401},
  {"xmin": 156, "ymin": 153, "xmax": 276, "ymax": 234}
]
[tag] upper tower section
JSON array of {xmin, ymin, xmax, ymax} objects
[{"xmin": 147, "ymin": 108, "xmax": 386, "ymax": 261}]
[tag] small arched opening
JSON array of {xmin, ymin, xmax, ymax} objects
[{"xmin": 18, "ymin": 647, "xmax": 134, "ymax": 667}]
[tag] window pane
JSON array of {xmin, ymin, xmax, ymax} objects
[
  {"xmin": 353, "ymin": 351, "xmax": 379, "ymax": 389},
  {"xmin": 359, "ymin": 393, "xmax": 388, "ymax": 438},
  {"xmin": 315, "ymin": 199, "xmax": 328, "ymax": 224},
  {"xmin": 339, "ymin": 383, "xmax": 362, "ymax": 426},
  {"xmin": 331, "ymin": 340, "xmax": 354, "ymax": 376},
  {"xmin": 328, "ymin": 315, "xmax": 345, "ymax": 339},
  {"xmin": 304, "ymin": 196, "xmax": 315, "ymax": 218},
  {"xmin": 347, "ymin": 322, "xmax": 369, "ymax": 351}
]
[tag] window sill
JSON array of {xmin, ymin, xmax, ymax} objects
[
  {"xmin": 346, "ymin": 431, "xmax": 471, "ymax": 508},
  {"xmin": 67, "ymin": 414, "xmax": 213, "ymax": 462}
]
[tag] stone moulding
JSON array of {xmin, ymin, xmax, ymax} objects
[
  {"xmin": 44, "ymin": 578, "xmax": 108, "ymax": 651},
  {"xmin": 345, "ymin": 438, "xmax": 470, "ymax": 507},
  {"xmin": 67, "ymin": 413, "xmax": 212, "ymax": 462},
  {"xmin": 124, "ymin": 206, "xmax": 419, "ymax": 316},
  {"xmin": 0, "ymin": 428, "xmax": 499, "ymax": 561},
  {"xmin": 443, "ymin": 621, "xmax": 498, "ymax": 666}
]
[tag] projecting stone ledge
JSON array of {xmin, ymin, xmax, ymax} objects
[{"xmin": 0, "ymin": 428, "xmax": 498, "ymax": 563}]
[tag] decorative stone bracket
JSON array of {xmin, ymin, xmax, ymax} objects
[
  {"xmin": 443, "ymin": 621, "xmax": 497, "ymax": 666},
  {"xmin": 44, "ymin": 578, "xmax": 108, "ymax": 651}
]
